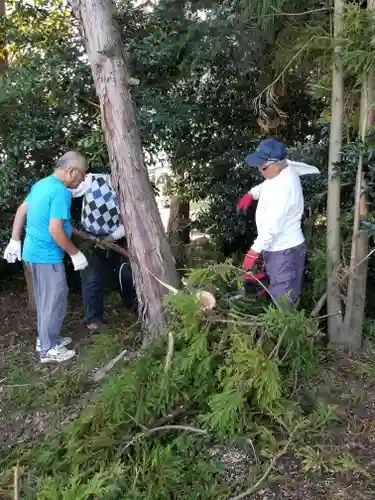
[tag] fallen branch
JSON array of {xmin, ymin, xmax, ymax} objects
[
  {"xmin": 268, "ymin": 326, "xmax": 287, "ymax": 359},
  {"xmin": 91, "ymin": 349, "xmax": 137, "ymax": 382},
  {"xmin": 72, "ymin": 227, "xmax": 129, "ymax": 258},
  {"xmin": 151, "ymin": 403, "xmax": 192, "ymax": 428},
  {"xmin": 207, "ymin": 317, "xmax": 263, "ymax": 327},
  {"xmin": 311, "ymin": 291, "xmax": 327, "ymax": 317},
  {"xmin": 228, "ymin": 424, "xmax": 301, "ymax": 500},
  {"xmin": 114, "ymin": 403, "xmax": 194, "ymax": 459},
  {"xmin": 13, "ymin": 461, "xmax": 20, "ymax": 500},
  {"xmin": 119, "ymin": 424, "xmax": 207, "ymax": 455}
]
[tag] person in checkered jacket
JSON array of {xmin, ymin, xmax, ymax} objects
[{"xmin": 70, "ymin": 173, "xmax": 136, "ymax": 330}]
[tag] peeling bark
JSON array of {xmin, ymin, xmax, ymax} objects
[{"xmin": 71, "ymin": 0, "xmax": 179, "ymax": 342}]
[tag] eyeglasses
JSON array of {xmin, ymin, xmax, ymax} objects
[
  {"xmin": 259, "ymin": 161, "xmax": 277, "ymax": 172},
  {"xmin": 73, "ymin": 168, "xmax": 86, "ymax": 182}
]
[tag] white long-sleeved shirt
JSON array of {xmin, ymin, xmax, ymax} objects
[
  {"xmin": 250, "ymin": 166, "xmax": 304, "ymax": 253},
  {"xmin": 69, "ymin": 173, "xmax": 125, "ymax": 240}
]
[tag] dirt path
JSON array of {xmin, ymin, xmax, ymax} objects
[{"xmin": 0, "ymin": 281, "xmax": 137, "ymax": 468}]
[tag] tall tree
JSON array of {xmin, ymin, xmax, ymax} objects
[
  {"xmin": 327, "ymin": 0, "xmax": 345, "ymax": 344},
  {"xmin": 70, "ymin": 0, "xmax": 179, "ymax": 342},
  {"xmin": 343, "ymin": 0, "xmax": 375, "ymax": 348}
]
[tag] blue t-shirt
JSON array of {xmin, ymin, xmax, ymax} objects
[{"xmin": 22, "ymin": 176, "xmax": 72, "ymax": 264}]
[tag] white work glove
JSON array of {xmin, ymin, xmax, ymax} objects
[
  {"xmin": 3, "ymin": 239, "xmax": 22, "ymax": 263},
  {"xmin": 71, "ymin": 251, "xmax": 88, "ymax": 271},
  {"xmin": 110, "ymin": 225, "xmax": 126, "ymax": 241}
]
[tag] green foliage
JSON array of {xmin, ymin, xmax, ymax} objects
[
  {"xmin": 0, "ymin": 263, "xmax": 327, "ymax": 499},
  {"xmin": 0, "ymin": 0, "xmax": 96, "ymax": 247},
  {"xmin": 342, "ymin": 5, "xmax": 375, "ymax": 78},
  {"xmin": 80, "ymin": 332, "xmax": 125, "ymax": 368},
  {"xmin": 6, "ymin": 362, "xmax": 40, "ymax": 410},
  {"xmin": 117, "ymin": 0, "xmax": 325, "ymax": 253},
  {"xmin": 0, "ymin": 0, "xmax": 333, "ymax": 256},
  {"xmin": 41, "ymin": 371, "xmax": 88, "ymax": 408}
]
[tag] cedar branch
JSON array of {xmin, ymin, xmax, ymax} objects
[{"xmin": 72, "ymin": 227, "xmax": 129, "ymax": 258}]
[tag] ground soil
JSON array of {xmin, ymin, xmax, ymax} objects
[{"xmin": 1, "ymin": 277, "xmax": 375, "ymax": 499}]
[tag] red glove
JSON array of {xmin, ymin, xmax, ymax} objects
[
  {"xmin": 237, "ymin": 193, "xmax": 254, "ymax": 212},
  {"xmin": 242, "ymin": 249, "xmax": 259, "ymax": 273}
]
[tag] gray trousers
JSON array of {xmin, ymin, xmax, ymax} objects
[
  {"xmin": 263, "ymin": 243, "xmax": 306, "ymax": 304},
  {"xmin": 27, "ymin": 263, "xmax": 68, "ymax": 353}
]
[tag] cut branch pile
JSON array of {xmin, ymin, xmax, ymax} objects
[{"xmin": 1, "ymin": 263, "xmax": 333, "ymax": 499}]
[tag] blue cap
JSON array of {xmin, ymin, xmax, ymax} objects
[{"xmin": 246, "ymin": 138, "xmax": 287, "ymax": 167}]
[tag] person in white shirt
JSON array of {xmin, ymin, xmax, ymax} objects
[
  {"xmin": 237, "ymin": 138, "xmax": 307, "ymax": 304},
  {"xmin": 70, "ymin": 172, "xmax": 136, "ymax": 330}
]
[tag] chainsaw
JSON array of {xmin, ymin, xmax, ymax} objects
[
  {"xmin": 229, "ymin": 259, "xmax": 269, "ymax": 302},
  {"xmin": 242, "ymin": 257, "xmax": 269, "ymax": 298}
]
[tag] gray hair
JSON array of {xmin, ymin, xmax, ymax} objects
[{"xmin": 55, "ymin": 151, "xmax": 87, "ymax": 171}]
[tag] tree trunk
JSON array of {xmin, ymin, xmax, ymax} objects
[
  {"xmin": 166, "ymin": 195, "xmax": 190, "ymax": 268},
  {"xmin": 326, "ymin": 0, "xmax": 345, "ymax": 345},
  {"xmin": 167, "ymin": 195, "xmax": 190, "ymax": 245},
  {"xmin": 342, "ymin": 0, "xmax": 375, "ymax": 349},
  {"xmin": 71, "ymin": 0, "xmax": 179, "ymax": 343}
]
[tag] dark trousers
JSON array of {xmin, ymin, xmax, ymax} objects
[
  {"xmin": 263, "ymin": 242, "xmax": 306, "ymax": 304},
  {"xmin": 80, "ymin": 242, "xmax": 136, "ymax": 324}
]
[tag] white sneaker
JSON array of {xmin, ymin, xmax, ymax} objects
[
  {"xmin": 36, "ymin": 336, "xmax": 72, "ymax": 353},
  {"xmin": 40, "ymin": 345, "xmax": 76, "ymax": 364}
]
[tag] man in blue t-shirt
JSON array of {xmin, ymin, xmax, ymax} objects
[{"xmin": 3, "ymin": 151, "xmax": 89, "ymax": 364}]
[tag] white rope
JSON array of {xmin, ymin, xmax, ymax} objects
[{"xmin": 119, "ymin": 262, "xmax": 126, "ymax": 293}]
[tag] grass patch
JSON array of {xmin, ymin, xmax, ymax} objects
[
  {"xmin": 3, "ymin": 348, "xmax": 40, "ymax": 411},
  {"xmin": 40, "ymin": 370, "xmax": 90, "ymax": 408},
  {"xmin": 6, "ymin": 366, "xmax": 40, "ymax": 410},
  {"xmin": 79, "ymin": 332, "xmax": 125, "ymax": 368}
]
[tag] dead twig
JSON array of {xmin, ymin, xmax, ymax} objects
[
  {"xmin": 151, "ymin": 403, "xmax": 192, "ymax": 428},
  {"xmin": 72, "ymin": 227, "xmax": 129, "ymax": 258},
  {"xmin": 207, "ymin": 317, "xmax": 263, "ymax": 327},
  {"xmin": 270, "ymin": 6, "xmax": 331, "ymax": 17},
  {"xmin": 268, "ymin": 326, "xmax": 287, "ymax": 359},
  {"xmin": 311, "ymin": 291, "xmax": 327, "ymax": 317},
  {"xmin": 0, "ymin": 382, "xmax": 45, "ymax": 389},
  {"xmin": 228, "ymin": 424, "xmax": 301, "ymax": 500},
  {"xmin": 80, "ymin": 96, "xmax": 100, "ymax": 108},
  {"xmin": 3, "ymin": 384, "xmax": 32, "ymax": 388},
  {"xmin": 164, "ymin": 332, "xmax": 174, "ymax": 373},
  {"xmin": 91, "ymin": 349, "xmax": 137, "ymax": 382},
  {"xmin": 253, "ymin": 36, "xmax": 314, "ymax": 119},
  {"xmin": 13, "ymin": 461, "xmax": 20, "ymax": 500},
  {"xmin": 119, "ymin": 424, "xmax": 207, "ymax": 456},
  {"xmin": 335, "ymin": 247, "xmax": 375, "ymax": 284}
]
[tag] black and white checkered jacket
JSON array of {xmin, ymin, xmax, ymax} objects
[{"xmin": 70, "ymin": 173, "xmax": 125, "ymax": 240}]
